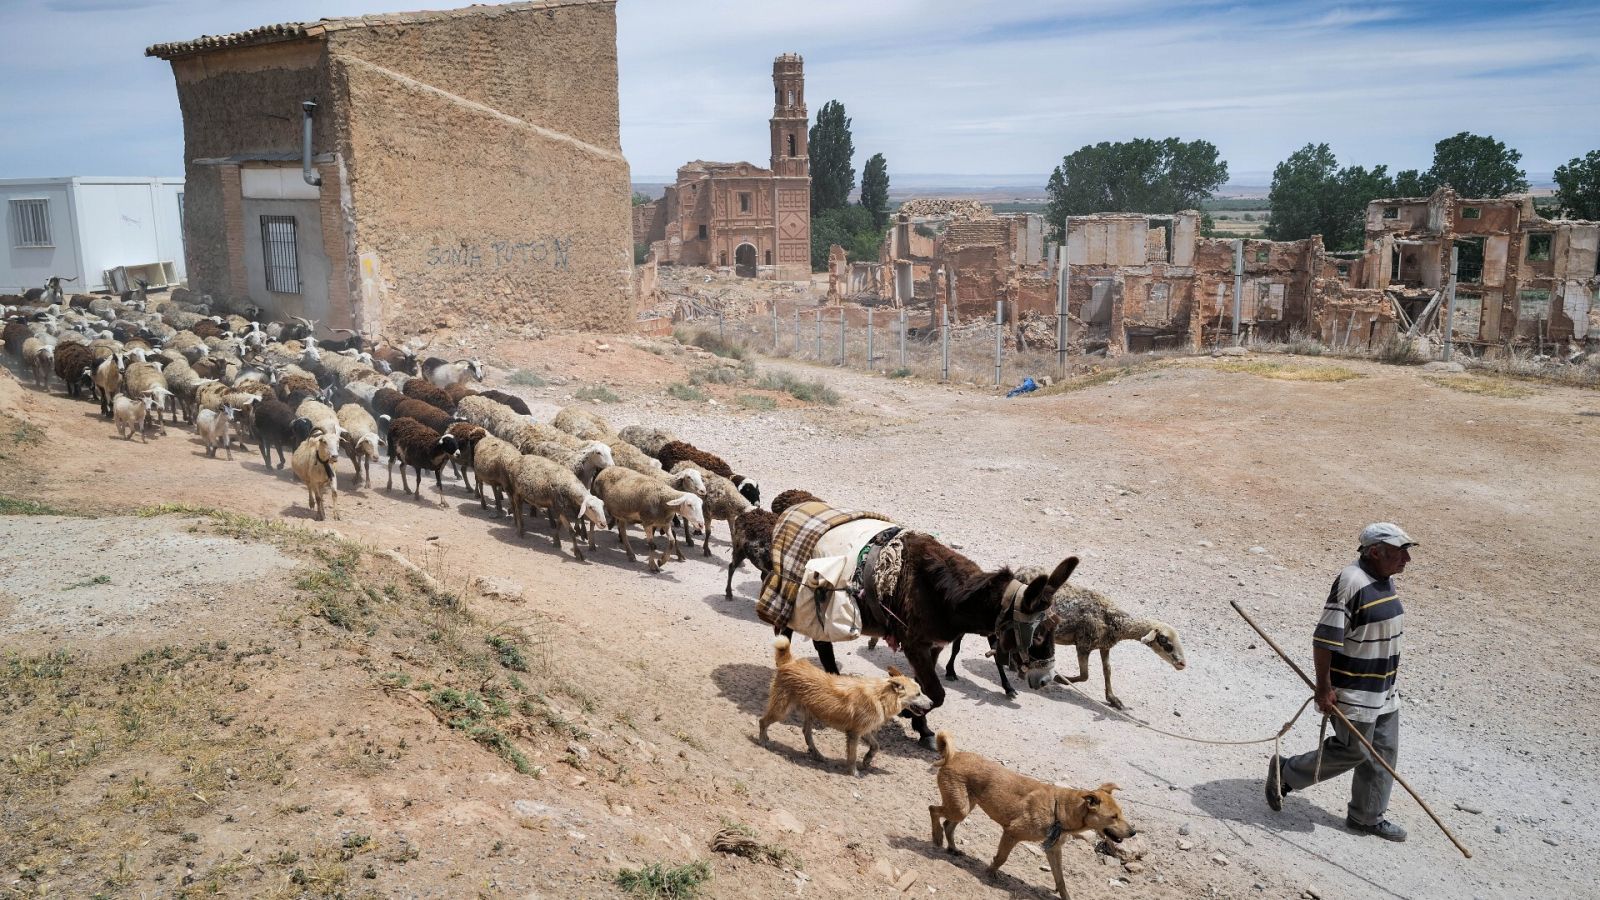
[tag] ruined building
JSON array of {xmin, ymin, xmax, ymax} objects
[
  {"xmin": 633, "ymin": 55, "xmax": 812, "ymax": 281},
  {"xmin": 147, "ymin": 0, "xmax": 634, "ymax": 334}
]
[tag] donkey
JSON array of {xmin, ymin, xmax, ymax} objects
[{"xmin": 807, "ymin": 536, "xmax": 1078, "ymax": 749}]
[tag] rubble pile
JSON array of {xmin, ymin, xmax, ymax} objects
[{"xmin": 895, "ymin": 198, "xmax": 994, "ymax": 220}]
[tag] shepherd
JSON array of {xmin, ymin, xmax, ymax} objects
[{"xmin": 1265, "ymin": 522, "xmax": 1417, "ymax": 842}]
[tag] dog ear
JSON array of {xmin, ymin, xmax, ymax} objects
[
  {"xmin": 1048, "ymin": 556, "xmax": 1079, "ymax": 588},
  {"xmin": 1098, "ymin": 782, "xmax": 1120, "ymax": 794},
  {"xmin": 886, "ymin": 665, "xmax": 903, "ymax": 678},
  {"xmin": 1083, "ymin": 792, "xmax": 1101, "ymax": 808}
]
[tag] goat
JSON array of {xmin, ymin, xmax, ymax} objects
[
  {"xmin": 421, "ymin": 356, "xmax": 485, "ymax": 389},
  {"xmin": 591, "ymin": 466, "xmax": 704, "ymax": 573},
  {"xmin": 508, "ymin": 454, "xmax": 607, "ymax": 561},
  {"xmin": 385, "ymin": 417, "xmax": 459, "ymax": 505},
  {"xmin": 291, "ymin": 427, "xmax": 338, "ymax": 520},
  {"xmin": 113, "ymin": 393, "xmax": 159, "ymax": 442},
  {"xmin": 195, "ymin": 405, "xmax": 236, "ymax": 459}
]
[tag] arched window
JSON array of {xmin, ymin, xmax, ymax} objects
[
  {"xmin": 764, "ymin": 250, "xmax": 773, "ymax": 265},
  {"xmin": 787, "ymin": 134, "xmax": 796, "ymax": 157},
  {"xmin": 786, "ymin": 89, "xmax": 794, "ymax": 106}
]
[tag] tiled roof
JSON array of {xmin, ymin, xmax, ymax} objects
[{"xmin": 145, "ymin": 0, "xmax": 608, "ymax": 59}]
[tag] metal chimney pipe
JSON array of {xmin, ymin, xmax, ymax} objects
[{"xmin": 301, "ymin": 100, "xmax": 322, "ymax": 187}]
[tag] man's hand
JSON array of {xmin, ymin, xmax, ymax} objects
[{"xmin": 1315, "ymin": 684, "xmax": 1337, "ymax": 715}]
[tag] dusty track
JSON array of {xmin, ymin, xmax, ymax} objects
[{"xmin": 5, "ymin": 342, "xmax": 1599, "ymax": 899}]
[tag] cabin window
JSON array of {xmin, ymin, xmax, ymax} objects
[
  {"xmin": 1382, "ymin": 207, "xmax": 1399, "ymax": 219},
  {"xmin": 260, "ymin": 215, "xmax": 301, "ymax": 294},
  {"xmin": 765, "ymin": 250, "xmax": 773, "ymax": 265},
  {"xmin": 697, "ymin": 224, "xmax": 708, "ymax": 240},
  {"xmin": 739, "ymin": 192, "xmax": 751, "ymax": 214},
  {"xmin": 1461, "ymin": 207, "xmax": 1481, "ymax": 219},
  {"xmin": 9, "ymin": 199, "xmax": 51, "ymax": 247}
]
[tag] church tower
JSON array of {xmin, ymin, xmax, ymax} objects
[{"xmin": 768, "ymin": 53, "xmax": 811, "ymax": 279}]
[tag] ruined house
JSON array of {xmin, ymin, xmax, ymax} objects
[
  {"xmin": 634, "ymin": 55, "xmax": 812, "ymax": 281},
  {"xmin": 1355, "ymin": 187, "xmax": 1598, "ymax": 349},
  {"xmin": 146, "ymin": 0, "xmax": 635, "ymax": 334}
]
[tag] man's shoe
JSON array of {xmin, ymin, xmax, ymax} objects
[
  {"xmin": 1347, "ymin": 818, "xmax": 1407, "ymax": 842},
  {"xmin": 1265, "ymin": 755, "xmax": 1285, "ymax": 812}
]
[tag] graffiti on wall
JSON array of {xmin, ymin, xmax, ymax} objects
[{"xmin": 426, "ymin": 237, "xmax": 571, "ymax": 271}]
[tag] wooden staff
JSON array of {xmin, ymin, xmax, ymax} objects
[{"xmin": 1231, "ymin": 600, "xmax": 1473, "ymax": 859}]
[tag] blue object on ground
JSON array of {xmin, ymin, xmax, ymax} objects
[{"xmin": 1005, "ymin": 377, "xmax": 1038, "ymax": 398}]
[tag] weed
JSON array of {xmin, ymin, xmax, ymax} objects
[
  {"xmin": 1213, "ymin": 360, "xmax": 1362, "ymax": 382},
  {"xmin": 755, "ymin": 370, "xmax": 840, "ymax": 405},
  {"xmin": 65, "ymin": 574, "xmax": 111, "ymax": 590},
  {"xmin": 888, "ymin": 367, "xmax": 913, "ymax": 378},
  {"xmin": 427, "ymin": 687, "xmax": 536, "ymax": 775},
  {"xmin": 485, "ymin": 634, "xmax": 530, "ymax": 672},
  {"xmin": 688, "ymin": 359, "xmax": 755, "ymax": 386},
  {"xmin": 1423, "ymin": 375, "xmax": 1534, "ymax": 398},
  {"xmin": 575, "ymin": 384, "xmax": 620, "ymax": 403},
  {"xmin": 0, "ymin": 495, "xmax": 76, "ymax": 516},
  {"xmin": 712, "ymin": 821, "xmax": 801, "ymax": 869},
  {"xmin": 666, "ymin": 382, "xmax": 707, "ymax": 402},
  {"xmin": 735, "ymin": 394, "xmax": 776, "ymax": 410},
  {"xmin": 508, "ymin": 369, "xmax": 547, "ymax": 387},
  {"xmin": 1375, "ymin": 335, "xmax": 1423, "ymax": 365},
  {"xmin": 675, "ymin": 327, "xmax": 748, "ymax": 360},
  {"xmin": 614, "ymin": 860, "xmax": 711, "ymax": 899}
]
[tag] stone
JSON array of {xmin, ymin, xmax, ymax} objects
[
  {"xmin": 1213, "ymin": 346, "xmax": 1249, "ymax": 357},
  {"xmin": 1422, "ymin": 361, "xmax": 1465, "ymax": 373},
  {"xmin": 894, "ymin": 871, "xmax": 918, "ymax": 892},
  {"xmin": 872, "ymin": 859, "xmax": 896, "ymax": 883},
  {"xmin": 1494, "ymin": 823, "xmax": 1508, "ymax": 834},
  {"xmin": 1454, "ymin": 802, "xmax": 1482, "ymax": 814},
  {"xmin": 566, "ymin": 742, "xmax": 589, "ymax": 762},
  {"xmin": 1178, "ymin": 840, "xmax": 1194, "ymax": 851},
  {"xmin": 1211, "ymin": 853, "xmax": 1229, "ymax": 866},
  {"xmin": 1124, "ymin": 861, "xmax": 1145, "ymax": 875},
  {"xmin": 1178, "ymin": 822, "xmax": 1192, "ymax": 836},
  {"xmin": 769, "ymin": 808, "xmax": 805, "ymax": 834},
  {"xmin": 474, "ymin": 575, "xmax": 526, "ymax": 602}
]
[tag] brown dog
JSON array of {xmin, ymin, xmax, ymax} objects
[
  {"xmin": 758, "ymin": 635, "xmax": 934, "ymax": 776},
  {"xmin": 929, "ymin": 731, "xmax": 1135, "ymax": 900}
]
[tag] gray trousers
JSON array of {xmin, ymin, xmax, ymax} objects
[{"xmin": 1281, "ymin": 709, "xmax": 1399, "ymax": 826}]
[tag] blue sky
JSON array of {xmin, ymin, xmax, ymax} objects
[{"xmin": 1, "ymin": 0, "xmax": 1596, "ymax": 189}]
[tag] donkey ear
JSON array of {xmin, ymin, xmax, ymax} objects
[{"xmin": 1048, "ymin": 556, "xmax": 1080, "ymax": 588}]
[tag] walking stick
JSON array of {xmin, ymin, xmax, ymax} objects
[{"xmin": 1231, "ymin": 600, "xmax": 1473, "ymax": 859}]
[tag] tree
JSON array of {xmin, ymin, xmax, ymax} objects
[
  {"xmin": 1553, "ymin": 150, "xmax": 1600, "ymax": 220},
  {"xmin": 1044, "ymin": 138, "xmax": 1228, "ymax": 238},
  {"xmin": 1424, "ymin": 132, "xmax": 1528, "ymax": 198},
  {"xmin": 630, "ymin": 191, "xmax": 654, "ymax": 206},
  {"xmin": 859, "ymin": 152, "xmax": 890, "ymax": 230},
  {"xmin": 1392, "ymin": 168, "xmax": 1431, "ymax": 197},
  {"xmin": 809, "ymin": 100, "xmax": 855, "ymax": 214},
  {"xmin": 809, "ymin": 205, "xmax": 879, "ymax": 271},
  {"xmin": 1266, "ymin": 143, "xmax": 1394, "ymax": 252}
]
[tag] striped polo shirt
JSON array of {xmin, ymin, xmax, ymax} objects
[{"xmin": 1313, "ymin": 559, "xmax": 1403, "ymax": 722}]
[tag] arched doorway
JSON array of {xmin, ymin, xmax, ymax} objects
[{"xmin": 735, "ymin": 243, "xmax": 757, "ymax": 278}]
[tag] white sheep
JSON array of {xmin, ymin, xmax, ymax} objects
[
  {"xmin": 670, "ymin": 461, "xmax": 751, "ymax": 556},
  {"xmin": 508, "ymin": 454, "xmax": 608, "ymax": 561},
  {"xmin": 291, "ymin": 427, "xmax": 338, "ymax": 520},
  {"xmin": 591, "ymin": 466, "xmax": 705, "ymax": 573},
  {"xmin": 551, "ymin": 406, "xmax": 612, "ymax": 441},
  {"xmin": 294, "ymin": 398, "xmax": 343, "ymax": 464},
  {"xmin": 616, "ymin": 424, "xmax": 677, "ymax": 457},
  {"xmin": 470, "ymin": 434, "xmax": 522, "ymax": 515},
  {"xmin": 113, "ymin": 393, "xmax": 158, "ymax": 443},
  {"xmin": 195, "ymin": 405, "xmax": 237, "ymax": 459},
  {"xmin": 336, "ymin": 403, "xmax": 383, "ymax": 487},
  {"xmin": 528, "ymin": 439, "xmax": 613, "ymax": 487}
]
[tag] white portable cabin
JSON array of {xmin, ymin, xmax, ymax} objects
[{"xmin": 1, "ymin": 176, "xmax": 186, "ymax": 295}]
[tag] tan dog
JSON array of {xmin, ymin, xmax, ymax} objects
[
  {"xmin": 929, "ymin": 731, "xmax": 1135, "ymax": 900},
  {"xmin": 758, "ymin": 635, "xmax": 934, "ymax": 776}
]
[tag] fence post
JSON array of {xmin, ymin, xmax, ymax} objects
[
  {"xmin": 1442, "ymin": 246, "xmax": 1459, "ymax": 362},
  {"xmin": 994, "ymin": 299, "xmax": 1004, "ymax": 387},
  {"xmin": 1057, "ymin": 258, "xmax": 1069, "ymax": 378},
  {"xmin": 717, "ymin": 311, "xmax": 725, "ymax": 343},
  {"xmin": 838, "ymin": 311, "xmax": 847, "ymax": 365},
  {"xmin": 940, "ymin": 301, "xmax": 950, "ymax": 382},
  {"xmin": 794, "ymin": 310, "xmax": 801, "ymax": 354},
  {"xmin": 867, "ymin": 307, "xmax": 875, "ymax": 370},
  {"xmin": 815, "ymin": 309, "xmax": 822, "ymax": 359},
  {"xmin": 899, "ymin": 309, "xmax": 907, "ymax": 368}
]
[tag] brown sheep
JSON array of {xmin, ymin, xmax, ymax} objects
[
  {"xmin": 443, "ymin": 382, "xmax": 479, "ymax": 406},
  {"xmin": 402, "ymin": 377, "xmax": 455, "ymax": 412},
  {"xmin": 52, "ymin": 342, "xmax": 96, "ymax": 399},
  {"xmin": 769, "ymin": 489, "xmax": 820, "ymax": 516},
  {"xmin": 657, "ymin": 439, "xmax": 760, "ymax": 505},
  {"xmin": 275, "ymin": 374, "xmax": 320, "ymax": 404},
  {"xmin": 370, "ymin": 387, "xmax": 408, "ymax": 419},
  {"xmin": 382, "ymin": 397, "xmax": 454, "ymax": 435},
  {"xmin": 386, "ymin": 417, "xmax": 460, "ymax": 504},
  {"xmin": 445, "ymin": 422, "xmax": 488, "ymax": 491},
  {"xmin": 477, "ymin": 389, "xmax": 531, "ymax": 416},
  {"xmin": 725, "ymin": 507, "xmax": 779, "ymax": 599}
]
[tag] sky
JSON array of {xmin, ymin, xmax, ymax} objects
[{"xmin": 1, "ymin": 0, "xmax": 1596, "ymax": 190}]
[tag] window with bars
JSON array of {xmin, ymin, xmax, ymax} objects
[
  {"xmin": 10, "ymin": 199, "xmax": 51, "ymax": 247},
  {"xmin": 260, "ymin": 215, "xmax": 301, "ymax": 294}
]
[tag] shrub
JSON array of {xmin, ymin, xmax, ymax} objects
[
  {"xmin": 756, "ymin": 371, "xmax": 840, "ymax": 405},
  {"xmin": 574, "ymin": 384, "xmax": 619, "ymax": 403},
  {"xmin": 508, "ymin": 369, "xmax": 547, "ymax": 387},
  {"xmin": 735, "ymin": 394, "xmax": 777, "ymax": 411},
  {"xmin": 674, "ymin": 328, "xmax": 746, "ymax": 361},
  {"xmin": 888, "ymin": 367, "xmax": 913, "ymax": 379},
  {"xmin": 615, "ymin": 860, "xmax": 711, "ymax": 899},
  {"xmin": 666, "ymin": 382, "xmax": 707, "ymax": 402}
]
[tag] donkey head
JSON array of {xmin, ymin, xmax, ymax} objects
[{"xmin": 996, "ymin": 556, "xmax": 1079, "ymax": 690}]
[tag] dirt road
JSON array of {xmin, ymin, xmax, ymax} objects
[{"xmin": 5, "ymin": 341, "xmax": 1598, "ymax": 899}]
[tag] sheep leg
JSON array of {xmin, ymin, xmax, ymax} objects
[
  {"xmin": 615, "ymin": 521, "xmax": 638, "ymax": 562},
  {"xmin": 561, "ymin": 513, "xmax": 585, "ymax": 562},
  {"xmin": 386, "ymin": 455, "xmax": 396, "ymax": 491},
  {"xmin": 724, "ymin": 555, "xmax": 742, "ymax": 599},
  {"xmin": 275, "ymin": 443, "xmax": 286, "ymax": 469},
  {"xmin": 1100, "ymin": 647, "xmax": 1124, "ymax": 710},
  {"xmin": 666, "ymin": 523, "xmax": 685, "ymax": 562},
  {"xmin": 701, "ymin": 517, "xmax": 713, "ymax": 557},
  {"xmin": 512, "ymin": 492, "xmax": 527, "ymax": 537},
  {"xmin": 432, "ymin": 465, "xmax": 447, "ymax": 506}
]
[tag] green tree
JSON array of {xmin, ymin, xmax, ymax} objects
[
  {"xmin": 1044, "ymin": 138, "xmax": 1228, "ymax": 238},
  {"xmin": 1392, "ymin": 168, "xmax": 1431, "ymax": 197},
  {"xmin": 810, "ymin": 206, "xmax": 884, "ymax": 271},
  {"xmin": 1553, "ymin": 150, "xmax": 1600, "ymax": 220},
  {"xmin": 809, "ymin": 100, "xmax": 855, "ymax": 214},
  {"xmin": 859, "ymin": 152, "xmax": 890, "ymax": 230},
  {"xmin": 1266, "ymin": 143, "xmax": 1394, "ymax": 251},
  {"xmin": 1423, "ymin": 132, "xmax": 1528, "ymax": 198}
]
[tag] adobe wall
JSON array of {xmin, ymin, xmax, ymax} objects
[
  {"xmin": 329, "ymin": 0, "xmax": 633, "ymax": 334},
  {"xmin": 168, "ymin": 40, "xmax": 333, "ymax": 308}
]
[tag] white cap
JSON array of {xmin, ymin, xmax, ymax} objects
[{"xmin": 1359, "ymin": 522, "xmax": 1417, "ymax": 550}]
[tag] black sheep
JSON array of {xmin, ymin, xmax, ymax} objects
[
  {"xmin": 477, "ymin": 389, "xmax": 531, "ymax": 416},
  {"xmin": 382, "ymin": 397, "xmax": 454, "ymax": 435},
  {"xmin": 253, "ymin": 398, "xmax": 298, "ymax": 469},
  {"xmin": 724, "ymin": 508, "xmax": 778, "ymax": 599},
  {"xmin": 386, "ymin": 417, "xmax": 459, "ymax": 502},
  {"xmin": 52, "ymin": 342, "xmax": 96, "ymax": 398},
  {"xmin": 370, "ymin": 387, "xmax": 408, "ymax": 419}
]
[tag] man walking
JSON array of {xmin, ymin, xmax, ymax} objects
[{"xmin": 1266, "ymin": 522, "xmax": 1415, "ymax": 842}]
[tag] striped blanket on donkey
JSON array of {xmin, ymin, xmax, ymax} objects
[{"xmin": 758, "ymin": 500, "xmax": 895, "ymax": 636}]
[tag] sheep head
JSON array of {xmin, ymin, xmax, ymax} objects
[
  {"xmin": 582, "ymin": 441, "xmax": 615, "ymax": 469},
  {"xmin": 667, "ymin": 493, "xmax": 705, "ymax": 532},
  {"xmin": 1139, "ymin": 625, "xmax": 1187, "ymax": 671},
  {"xmin": 579, "ymin": 493, "xmax": 607, "ymax": 529}
]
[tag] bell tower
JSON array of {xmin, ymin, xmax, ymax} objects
[{"xmin": 770, "ymin": 53, "xmax": 807, "ymax": 178}]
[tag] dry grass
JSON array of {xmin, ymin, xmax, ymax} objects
[
  {"xmin": 1423, "ymin": 374, "xmax": 1536, "ymax": 398},
  {"xmin": 1211, "ymin": 360, "xmax": 1363, "ymax": 382}
]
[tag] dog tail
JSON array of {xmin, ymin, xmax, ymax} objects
[
  {"xmin": 934, "ymin": 730, "xmax": 954, "ymax": 767},
  {"xmin": 772, "ymin": 634, "xmax": 792, "ymax": 666}
]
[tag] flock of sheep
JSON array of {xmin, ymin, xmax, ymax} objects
[{"xmin": 4, "ymin": 285, "xmax": 1190, "ymax": 725}]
